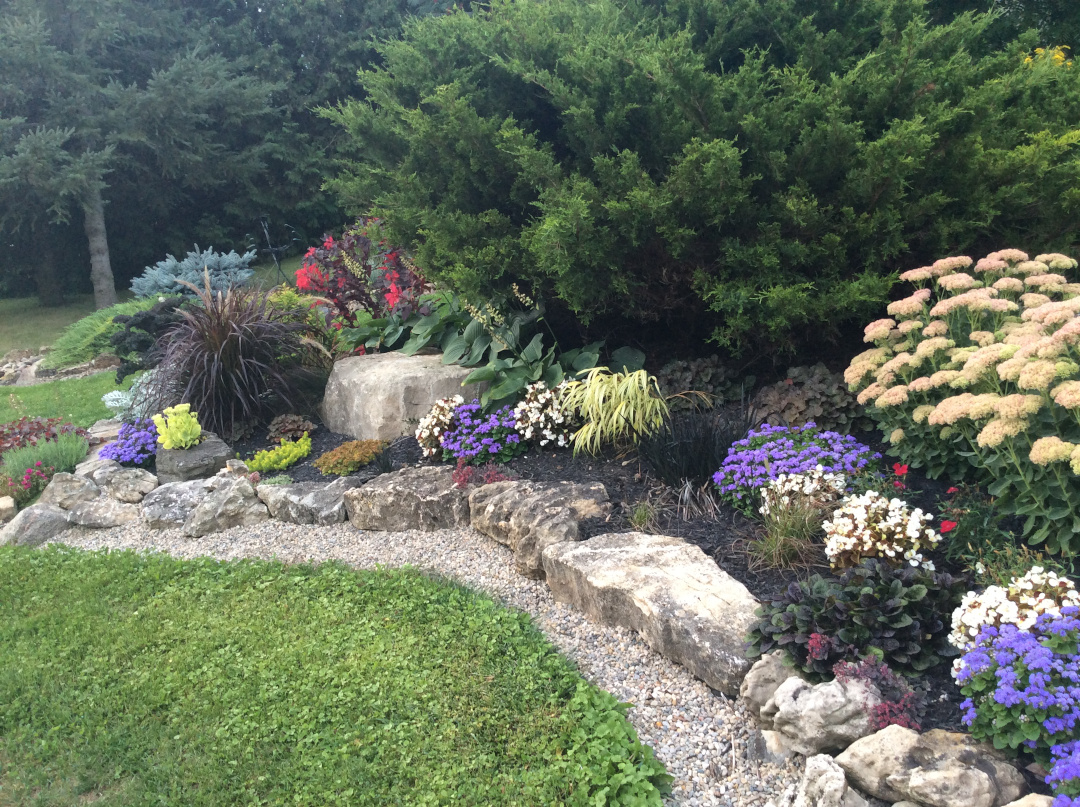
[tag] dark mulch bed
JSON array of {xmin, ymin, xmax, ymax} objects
[{"xmin": 223, "ymin": 417, "xmax": 1069, "ymax": 736}]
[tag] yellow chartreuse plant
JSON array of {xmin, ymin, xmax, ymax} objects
[
  {"xmin": 153, "ymin": 404, "xmax": 203, "ymax": 450},
  {"xmin": 247, "ymin": 433, "xmax": 312, "ymax": 473},
  {"xmin": 559, "ymin": 368, "xmax": 669, "ymax": 455}
]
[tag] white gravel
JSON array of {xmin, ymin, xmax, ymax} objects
[{"xmin": 47, "ymin": 520, "xmax": 803, "ymax": 806}]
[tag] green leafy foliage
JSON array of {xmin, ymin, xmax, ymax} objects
[
  {"xmin": 326, "ymin": 0, "xmax": 1080, "ymax": 358},
  {"xmin": 0, "ymin": 547, "xmax": 671, "ymax": 805},
  {"xmin": 752, "ymin": 364, "xmax": 867, "ymax": 433},
  {"xmin": 39, "ymin": 299, "xmax": 158, "ymax": 370},
  {"xmin": 747, "ymin": 559, "xmax": 967, "ymax": 677},
  {"xmin": 313, "ymin": 440, "xmax": 387, "ymax": 476},
  {"xmin": 152, "ymin": 404, "xmax": 202, "ymax": 450},
  {"xmin": 246, "ymin": 433, "xmax": 312, "ymax": 473},
  {"xmin": 656, "ymin": 356, "xmax": 753, "ymax": 413},
  {"xmin": 0, "ymin": 431, "xmax": 89, "ymax": 479},
  {"xmin": 256, "ymin": 473, "xmax": 293, "ymax": 486}
]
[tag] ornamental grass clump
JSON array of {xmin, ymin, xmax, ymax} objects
[
  {"xmin": 560, "ymin": 368, "xmax": 669, "ymax": 455},
  {"xmin": 953, "ymin": 606, "xmax": 1080, "ymax": 805},
  {"xmin": 712, "ymin": 423, "xmax": 878, "ymax": 514},
  {"xmin": 823, "ymin": 490, "xmax": 942, "ymax": 571},
  {"xmin": 439, "ymin": 400, "xmax": 525, "ymax": 465},
  {"xmin": 847, "ymin": 249, "xmax": 1080, "ymax": 553},
  {"xmin": 98, "ymin": 419, "xmax": 158, "ymax": 467},
  {"xmin": 949, "ymin": 566, "xmax": 1080, "ymax": 651}
]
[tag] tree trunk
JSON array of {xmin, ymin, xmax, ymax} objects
[
  {"xmin": 34, "ymin": 229, "xmax": 66, "ymax": 307},
  {"xmin": 82, "ymin": 186, "xmax": 118, "ymax": 309}
]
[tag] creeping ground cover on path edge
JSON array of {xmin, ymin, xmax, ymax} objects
[{"xmin": 0, "ymin": 546, "xmax": 671, "ymax": 806}]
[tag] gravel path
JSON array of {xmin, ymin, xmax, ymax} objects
[{"xmin": 47, "ymin": 520, "xmax": 803, "ymax": 806}]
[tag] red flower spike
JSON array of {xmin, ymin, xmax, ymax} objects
[{"xmin": 940, "ymin": 520, "xmax": 958, "ymax": 533}]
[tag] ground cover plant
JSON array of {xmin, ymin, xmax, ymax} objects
[
  {"xmin": 848, "ymin": 249, "xmax": 1080, "ymax": 553},
  {"xmin": 246, "ymin": 432, "xmax": 312, "ymax": 473},
  {"xmin": 0, "ymin": 546, "xmax": 671, "ymax": 805},
  {"xmin": 313, "ymin": 439, "xmax": 386, "ymax": 476}
]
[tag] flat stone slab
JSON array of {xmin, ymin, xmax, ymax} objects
[
  {"xmin": 468, "ymin": 480, "xmax": 610, "ymax": 577},
  {"xmin": 320, "ymin": 353, "xmax": 487, "ymax": 441},
  {"xmin": 156, "ymin": 433, "xmax": 232, "ymax": 484},
  {"xmin": 257, "ymin": 475, "xmax": 374, "ymax": 526},
  {"xmin": 344, "ymin": 466, "xmax": 468, "ymax": 531},
  {"xmin": 542, "ymin": 532, "xmax": 759, "ymax": 696},
  {"xmin": 142, "ymin": 479, "xmax": 213, "ymax": 529}
]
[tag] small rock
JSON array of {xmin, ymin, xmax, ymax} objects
[
  {"xmin": 765, "ymin": 677, "xmax": 880, "ymax": 756},
  {"xmin": 0, "ymin": 495, "xmax": 15, "ymax": 523},
  {"xmin": 184, "ymin": 478, "xmax": 269, "ymax": 537},
  {"xmin": 0, "ymin": 503, "xmax": 70, "ymax": 546},
  {"xmin": 155, "ymin": 433, "xmax": 232, "ymax": 484},
  {"xmin": 103, "ymin": 468, "xmax": 158, "ymax": 503},
  {"xmin": 75, "ymin": 457, "xmax": 122, "ymax": 480},
  {"xmin": 1001, "ymin": 795, "xmax": 1054, "ymax": 807},
  {"xmin": 741, "ymin": 650, "xmax": 807, "ymax": 725},
  {"xmin": 793, "ymin": 754, "xmax": 869, "ymax": 807},
  {"xmin": 37, "ymin": 473, "xmax": 102, "ymax": 510}
]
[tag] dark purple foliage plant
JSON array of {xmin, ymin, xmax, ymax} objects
[{"xmin": 149, "ymin": 275, "xmax": 326, "ymax": 437}]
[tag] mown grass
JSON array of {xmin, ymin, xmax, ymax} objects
[
  {"xmin": 0, "ymin": 295, "xmax": 99, "ymax": 356},
  {"xmin": 0, "ymin": 372, "xmax": 133, "ymax": 428},
  {"xmin": 0, "ymin": 547, "xmax": 671, "ymax": 806}
]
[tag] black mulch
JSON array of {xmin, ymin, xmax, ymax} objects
[{"xmin": 223, "ymin": 418, "xmax": 1064, "ymax": 736}]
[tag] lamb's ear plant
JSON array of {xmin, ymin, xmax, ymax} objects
[{"xmin": 561, "ymin": 368, "xmax": 669, "ymax": 455}]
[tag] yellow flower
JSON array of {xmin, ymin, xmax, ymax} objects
[{"xmin": 889, "ymin": 428, "xmax": 905, "ymax": 445}]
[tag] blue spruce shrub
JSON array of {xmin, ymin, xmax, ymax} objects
[{"xmin": 131, "ymin": 245, "xmax": 255, "ymax": 298}]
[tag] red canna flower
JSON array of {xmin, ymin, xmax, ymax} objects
[{"xmin": 940, "ymin": 520, "xmax": 958, "ymax": 533}]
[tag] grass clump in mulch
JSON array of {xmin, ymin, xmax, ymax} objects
[{"xmin": 0, "ymin": 546, "xmax": 671, "ymax": 806}]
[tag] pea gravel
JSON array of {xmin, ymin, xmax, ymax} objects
[{"xmin": 47, "ymin": 520, "xmax": 804, "ymax": 806}]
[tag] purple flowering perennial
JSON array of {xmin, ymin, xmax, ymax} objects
[
  {"xmin": 955, "ymin": 606, "xmax": 1080, "ymax": 802},
  {"xmin": 99, "ymin": 419, "xmax": 158, "ymax": 467},
  {"xmin": 712, "ymin": 423, "xmax": 879, "ymax": 500},
  {"xmin": 439, "ymin": 401, "xmax": 524, "ymax": 465}
]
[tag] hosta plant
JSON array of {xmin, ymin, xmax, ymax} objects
[
  {"xmin": 953, "ymin": 607, "xmax": 1080, "ymax": 804},
  {"xmin": 846, "ymin": 249, "xmax": 1080, "ymax": 553},
  {"xmin": 822, "ymin": 491, "xmax": 942, "ymax": 571},
  {"xmin": 246, "ymin": 433, "xmax": 312, "ymax": 473},
  {"xmin": 747, "ymin": 559, "xmax": 966, "ymax": 677},
  {"xmin": 949, "ymin": 566, "xmax": 1080, "ymax": 651},
  {"xmin": 713, "ymin": 423, "xmax": 878, "ymax": 514}
]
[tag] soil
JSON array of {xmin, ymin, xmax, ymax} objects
[{"xmin": 223, "ymin": 418, "xmax": 1078, "ymax": 737}]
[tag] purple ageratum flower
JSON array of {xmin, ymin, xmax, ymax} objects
[
  {"xmin": 99, "ymin": 418, "xmax": 158, "ymax": 467},
  {"xmin": 712, "ymin": 423, "xmax": 879, "ymax": 508},
  {"xmin": 440, "ymin": 401, "xmax": 525, "ymax": 466},
  {"xmin": 955, "ymin": 607, "xmax": 1080, "ymax": 802}
]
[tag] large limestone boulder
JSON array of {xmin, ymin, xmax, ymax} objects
[
  {"xmin": 183, "ymin": 477, "xmax": 269, "ymax": 537},
  {"xmin": 468, "ymin": 481, "xmax": 610, "ymax": 577},
  {"xmin": 37, "ymin": 473, "xmax": 102, "ymax": 510},
  {"xmin": 141, "ymin": 479, "xmax": 213, "ymax": 529},
  {"xmin": 762, "ymin": 676, "xmax": 880, "ymax": 756},
  {"xmin": 257, "ymin": 475, "xmax": 374, "ymax": 526},
  {"xmin": 541, "ymin": 532, "xmax": 759, "ymax": 696},
  {"xmin": 0, "ymin": 503, "xmax": 70, "ymax": 546},
  {"xmin": 344, "ymin": 466, "xmax": 469, "ymax": 531},
  {"xmin": 102, "ymin": 468, "xmax": 158, "ymax": 503},
  {"xmin": 155, "ymin": 433, "xmax": 232, "ymax": 484},
  {"xmin": 836, "ymin": 726, "xmax": 1026, "ymax": 807},
  {"xmin": 67, "ymin": 497, "xmax": 141, "ymax": 528},
  {"xmin": 320, "ymin": 353, "xmax": 487, "ymax": 441},
  {"xmin": 741, "ymin": 650, "xmax": 807, "ymax": 723}
]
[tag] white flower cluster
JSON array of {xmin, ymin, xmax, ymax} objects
[
  {"xmin": 948, "ymin": 566, "xmax": 1080, "ymax": 650},
  {"xmin": 513, "ymin": 380, "xmax": 574, "ymax": 448},
  {"xmin": 759, "ymin": 467, "xmax": 847, "ymax": 518},
  {"xmin": 415, "ymin": 395, "xmax": 463, "ymax": 457},
  {"xmin": 822, "ymin": 490, "xmax": 941, "ymax": 570}
]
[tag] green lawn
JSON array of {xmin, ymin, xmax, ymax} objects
[
  {"xmin": 0, "ymin": 372, "xmax": 131, "ymax": 428},
  {"xmin": 0, "ymin": 548, "xmax": 670, "ymax": 806},
  {"xmin": 0, "ymin": 296, "xmax": 100, "ymax": 357},
  {"xmin": 250, "ymin": 254, "xmax": 302, "ymax": 289}
]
